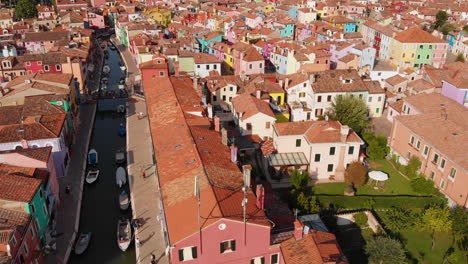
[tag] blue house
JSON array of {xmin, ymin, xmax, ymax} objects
[
  {"xmin": 196, "ymin": 31, "xmax": 222, "ymax": 53},
  {"xmin": 272, "ymin": 22, "xmax": 295, "ymax": 38},
  {"xmin": 323, "ymin": 16, "xmax": 357, "ymax": 33},
  {"xmin": 447, "ymin": 31, "xmax": 466, "ymax": 48}
]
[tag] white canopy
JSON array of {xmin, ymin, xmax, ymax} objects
[{"xmin": 369, "ymin": 171, "xmax": 389, "ymax": 181}]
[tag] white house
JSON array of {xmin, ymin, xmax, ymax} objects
[{"xmin": 193, "ymin": 53, "xmax": 222, "ymax": 78}]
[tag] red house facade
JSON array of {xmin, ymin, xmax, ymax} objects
[
  {"xmin": 140, "ymin": 54, "xmax": 169, "ymax": 81},
  {"xmin": 22, "ymin": 54, "xmax": 65, "ymax": 75}
]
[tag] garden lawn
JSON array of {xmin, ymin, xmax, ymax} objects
[{"xmin": 313, "ymin": 182, "xmax": 348, "ymax": 195}]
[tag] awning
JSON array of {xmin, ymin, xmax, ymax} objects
[
  {"xmin": 369, "ymin": 171, "xmax": 389, "ymax": 181},
  {"xmin": 267, "ymin": 153, "xmax": 309, "ymax": 167}
]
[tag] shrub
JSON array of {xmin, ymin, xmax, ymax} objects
[
  {"xmin": 315, "ymin": 195, "xmax": 446, "ymax": 209},
  {"xmin": 345, "ymin": 161, "xmax": 368, "ymax": 187},
  {"xmin": 290, "ymin": 170, "xmax": 310, "ymax": 190},
  {"xmin": 410, "ymin": 177, "xmax": 438, "ymax": 195},
  {"xmin": 382, "ymin": 208, "xmax": 421, "ymax": 231},
  {"xmin": 354, "ymin": 212, "xmax": 368, "ymax": 226},
  {"xmin": 363, "ymin": 133, "xmax": 390, "ymax": 160},
  {"xmin": 401, "ymin": 156, "xmax": 421, "ymax": 178},
  {"xmin": 365, "ymin": 236, "xmax": 408, "ymax": 264}
]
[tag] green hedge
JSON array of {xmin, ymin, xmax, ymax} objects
[{"xmin": 316, "ymin": 195, "xmax": 447, "ymax": 209}]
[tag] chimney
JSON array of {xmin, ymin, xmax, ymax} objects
[
  {"xmin": 284, "ymin": 77, "xmax": 289, "ymax": 89},
  {"xmin": 207, "ymin": 103, "xmax": 213, "ymax": 118},
  {"xmin": 294, "ymin": 220, "xmax": 304, "ymax": 240},
  {"xmin": 340, "ymin": 33, "xmax": 344, "ymax": 39},
  {"xmin": 242, "ymin": 165, "xmax": 252, "ymax": 187},
  {"xmin": 230, "ymin": 145, "xmax": 238, "ymax": 163},
  {"xmin": 214, "ymin": 115, "xmax": 220, "ymax": 132},
  {"xmin": 193, "ymin": 77, "xmax": 198, "ymax": 92},
  {"xmin": 340, "ymin": 125, "xmax": 349, "ymax": 143},
  {"xmin": 278, "ymin": 79, "xmax": 283, "ymax": 88},
  {"xmin": 255, "ymin": 184, "xmax": 265, "ymax": 210},
  {"xmin": 256, "ymin": 90, "xmax": 261, "ymax": 99},
  {"xmin": 21, "ymin": 139, "xmax": 28, "ymax": 149},
  {"xmin": 221, "ymin": 127, "xmax": 228, "ymax": 145},
  {"xmin": 174, "ymin": 61, "xmax": 180, "ymax": 77},
  {"xmin": 309, "ymin": 74, "xmax": 315, "ymax": 84}
]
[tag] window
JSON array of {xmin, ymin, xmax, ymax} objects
[
  {"xmin": 42, "ymin": 204, "xmax": 48, "ymax": 216},
  {"xmin": 378, "ymin": 96, "xmax": 382, "ymax": 102},
  {"xmin": 417, "ymin": 55, "xmax": 421, "ymax": 59},
  {"xmin": 213, "ymin": 95, "xmax": 217, "ymax": 101},
  {"xmin": 449, "ymin": 168, "xmax": 457, "ymax": 180},
  {"xmin": 368, "ymin": 96, "xmax": 372, "ymax": 103},
  {"xmin": 30, "ymin": 226, "xmax": 35, "ymax": 238},
  {"xmin": 159, "ymin": 71, "xmax": 165, "ymax": 76},
  {"xmin": 246, "ymin": 123, "xmax": 252, "ymax": 130},
  {"xmin": 249, "ymin": 64, "xmax": 252, "ymax": 69},
  {"xmin": 327, "ymin": 95, "xmax": 332, "ymax": 102},
  {"xmin": 440, "ymin": 159, "xmax": 446, "ymax": 169},
  {"xmin": 271, "ymin": 254, "xmax": 279, "ymax": 264},
  {"xmin": 429, "ymin": 45, "xmax": 432, "ymax": 49},
  {"xmin": 259, "ymin": 63, "xmax": 263, "ymax": 68},
  {"xmin": 376, "ymin": 108, "xmax": 380, "ymax": 113},
  {"xmin": 327, "ymin": 164, "xmax": 334, "ymax": 172},
  {"xmin": 11, "ymin": 235, "xmax": 17, "ymax": 246},
  {"xmin": 315, "ymin": 108, "xmax": 323, "ymax": 117},
  {"xmin": 416, "ymin": 141, "xmax": 421, "ymax": 149},
  {"xmin": 348, "ymin": 146, "xmax": 354, "ymax": 155},
  {"xmin": 410, "ymin": 136, "xmax": 415, "ymax": 145},
  {"xmin": 206, "ymin": 65, "xmax": 210, "ymax": 70},
  {"xmin": 265, "ymin": 122, "xmax": 270, "ymax": 129},
  {"xmin": 317, "ymin": 96, "xmax": 322, "ymax": 102},
  {"xmin": 30, "ymin": 204, "xmax": 35, "ymax": 213},
  {"xmin": 39, "ymin": 190, "xmax": 43, "ymax": 199},
  {"xmin": 197, "ymin": 65, "xmax": 200, "ymax": 69},
  {"xmin": 23, "ymin": 243, "xmax": 29, "ymax": 256},
  {"xmin": 314, "ymin": 154, "xmax": 321, "ymax": 162},
  {"xmin": 222, "ymin": 95, "xmax": 226, "ymax": 101},
  {"xmin": 299, "ymin": 92, "xmax": 305, "ymax": 98},
  {"xmin": 220, "ymin": 240, "xmax": 236, "ymax": 253},
  {"xmin": 329, "ymin": 147, "xmax": 336, "ymax": 155},
  {"xmin": 251, "ymin": 256, "xmax": 265, "ymax": 264},
  {"xmin": 429, "ymin": 171, "xmax": 435, "ymax": 180},
  {"xmin": 229, "ymin": 86, "xmax": 233, "ymax": 92},
  {"xmin": 433, "ymin": 153, "xmax": 439, "ymax": 164},
  {"xmin": 426, "ymin": 55, "xmax": 430, "ymax": 59},
  {"xmin": 44, "ymin": 65, "xmax": 50, "ymax": 71},
  {"xmin": 402, "ymin": 53, "xmax": 406, "ymax": 58},
  {"xmin": 296, "ymin": 139, "xmax": 301, "ymax": 147},
  {"xmin": 25, "ymin": 61, "xmax": 31, "ymax": 66},
  {"xmin": 423, "ymin": 146, "xmax": 429, "ymax": 156},
  {"xmin": 419, "ymin": 45, "xmax": 423, "ymax": 49},
  {"xmin": 213, "ymin": 64, "xmax": 217, "ymax": 70},
  {"xmin": 178, "ymin": 246, "xmax": 197, "ymax": 261},
  {"xmin": 440, "ymin": 179, "xmax": 445, "ymax": 189}
]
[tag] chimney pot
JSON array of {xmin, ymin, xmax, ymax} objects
[
  {"xmin": 221, "ymin": 127, "xmax": 228, "ymax": 145},
  {"xmin": 340, "ymin": 125, "xmax": 349, "ymax": 143},
  {"xmin": 242, "ymin": 165, "xmax": 252, "ymax": 187},
  {"xmin": 214, "ymin": 116, "xmax": 220, "ymax": 132},
  {"xmin": 256, "ymin": 90, "xmax": 261, "ymax": 99},
  {"xmin": 294, "ymin": 220, "xmax": 304, "ymax": 240}
]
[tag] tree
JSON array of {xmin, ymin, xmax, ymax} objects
[
  {"xmin": 421, "ymin": 207, "xmax": 452, "ymax": 249},
  {"xmin": 450, "ymin": 208, "xmax": 468, "ymax": 251},
  {"xmin": 290, "ymin": 170, "xmax": 310, "ymax": 190},
  {"xmin": 463, "ymin": 25, "xmax": 468, "ymax": 34},
  {"xmin": 402, "ymin": 156, "xmax": 421, "ymax": 178},
  {"xmin": 363, "ymin": 133, "xmax": 390, "ymax": 160},
  {"xmin": 455, "ymin": 54, "xmax": 466, "ymax": 63},
  {"xmin": 410, "ymin": 177, "xmax": 438, "ymax": 195},
  {"xmin": 434, "ymin": 10, "xmax": 448, "ymax": 29},
  {"xmin": 353, "ymin": 212, "xmax": 368, "ymax": 226},
  {"xmin": 345, "ymin": 161, "xmax": 367, "ymax": 188},
  {"xmin": 383, "ymin": 208, "xmax": 420, "ymax": 231},
  {"xmin": 15, "ymin": 0, "xmax": 38, "ymax": 20},
  {"xmin": 440, "ymin": 23, "xmax": 457, "ymax": 35},
  {"xmin": 326, "ymin": 95, "xmax": 369, "ymax": 133},
  {"xmin": 365, "ymin": 236, "xmax": 407, "ymax": 264}
]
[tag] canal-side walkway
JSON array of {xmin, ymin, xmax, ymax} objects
[
  {"xmin": 45, "ymin": 103, "xmax": 97, "ymax": 264},
  {"xmin": 126, "ymin": 99, "xmax": 169, "ymax": 264}
]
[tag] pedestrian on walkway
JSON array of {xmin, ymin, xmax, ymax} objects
[
  {"xmin": 150, "ymin": 254, "xmax": 157, "ymax": 264},
  {"xmin": 65, "ymin": 185, "xmax": 71, "ymax": 194},
  {"xmin": 142, "ymin": 171, "xmax": 146, "ymax": 178},
  {"xmin": 135, "ymin": 236, "xmax": 141, "ymax": 248}
]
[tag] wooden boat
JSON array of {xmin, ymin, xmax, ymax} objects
[
  {"xmin": 85, "ymin": 168, "xmax": 99, "ymax": 184},
  {"xmin": 74, "ymin": 232, "xmax": 91, "ymax": 255},
  {"xmin": 88, "ymin": 149, "xmax": 98, "ymax": 165},
  {"xmin": 115, "ymin": 149, "xmax": 126, "ymax": 164},
  {"xmin": 117, "ymin": 218, "xmax": 132, "ymax": 251},
  {"xmin": 103, "ymin": 65, "xmax": 111, "ymax": 73},
  {"xmin": 119, "ymin": 190, "xmax": 130, "ymax": 210},
  {"xmin": 116, "ymin": 167, "xmax": 127, "ymax": 187}
]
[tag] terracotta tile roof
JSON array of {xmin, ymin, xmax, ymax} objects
[
  {"xmin": 338, "ymin": 53, "xmax": 356, "ymax": 63},
  {"xmin": 394, "ymin": 27, "xmax": 446, "ymax": 43},
  {"xmin": 0, "ymin": 208, "xmax": 30, "ymax": 231},
  {"xmin": 389, "ymin": 99, "xmax": 404, "ymax": 113},
  {"xmin": 384, "ymin": 74, "xmax": 407, "ymax": 86},
  {"xmin": 281, "ymin": 230, "xmax": 348, "ymax": 264},
  {"xmin": 364, "ymin": 81, "xmax": 385, "ymax": 94},
  {"xmin": 310, "ymin": 69, "xmax": 370, "ymax": 93},
  {"xmin": 242, "ymin": 47, "xmax": 264, "ymax": 62},
  {"xmin": 407, "ymin": 79, "xmax": 435, "ymax": 92},
  {"xmin": 24, "ymin": 31, "xmax": 70, "ymax": 42},
  {"xmin": 232, "ymin": 93, "xmax": 276, "ymax": 120},
  {"xmin": 145, "ymin": 77, "xmax": 270, "ymax": 245},
  {"xmin": 193, "ymin": 53, "xmax": 222, "ymax": 64},
  {"xmin": 0, "ymin": 147, "xmax": 52, "ymax": 163},
  {"xmin": 0, "ymin": 173, "xmax": 42, "ymax": 203},
  {"xmin": 274, "ymin": 121, "xmax": 363, "ymax": 144}
]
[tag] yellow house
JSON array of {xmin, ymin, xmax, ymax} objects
[
  {"xmin": 146, "ymin": 7, "xmax": 171, "ymax": 27},
  {"xmin": 263, "ymin": 4, "xmax": 275, "ymax": 14}
]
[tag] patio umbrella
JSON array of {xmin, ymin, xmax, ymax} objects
[{"xmin": 368, "ymin": 171, "xmax": 389, "ymax": 187}]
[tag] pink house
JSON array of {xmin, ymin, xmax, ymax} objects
[
  {"xmin": 37, "ymin": 5, "xmax": 55, "ymax": 19},
  {"xmin": 243, "ymin": 13, "xmax": 263, "ymax": 29},
  {"xmin": 233, "ymin": 46, "xmax": 265, "ymax": 75},
  {"xmin": 23, "ymin": 32, "xmax": 70, "ymax": 54},
  {"xmin": 90, "ymin": 0, "xmax": 106, "ymax": 7},
  {"xmin": 431, "ymin": 43, "xmax": 449, "ymax": 68},
  {"xmin": 85, "ymin": 12, "xmax": 106, "ymax": 29}
]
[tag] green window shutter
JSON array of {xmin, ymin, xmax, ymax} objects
[
  {"xmin": 178, "ymin": 249, "xmax": 184, "ymax": 261},
  {"xmin": 220, "ymin": 242, "xmax": 225, "ymax": 253},
  {"xmin": 191, "ymin": 247, "xmax": 197, "ymax": 259},
  {"xmin": 231, "ymin": 240, "xmax": 236, "ymax": 251}
]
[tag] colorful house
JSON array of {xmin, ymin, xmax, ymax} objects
[
  {"xmin": 139, "ymin": 54, "xmax": 169, "ymax": 80},
  {"xmin": 0, "ymin": 208, "xmax": 43, "ymax": 264},
  {"xmin": 197, "ymin": 31, "xmax": 223, "ymax": 53},
  {"xmin": 322, "ymin": 15, "xmax": 357, "ymax": 33},
  {"xmin": 389, "ymin": 27, "xmax": 448, "ymax": 69},
  {"xmin": 271, "ymin": 20, "xmax": 295, "ymax": 38},
  {"xmin": 146, "ymin": 7, "xmax": 171, "ymax": 27},
  {"xmin": 0, "ymin": 173, "xmax": 50, "ymax": 241}
]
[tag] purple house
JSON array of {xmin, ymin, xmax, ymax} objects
[
  {"xmin": 330, "ymin": 43, "xmax": 355, "ymax": 69},
  {"xmin": 441, "ymin": 75, "xmax": 468, "ymax": 108}
]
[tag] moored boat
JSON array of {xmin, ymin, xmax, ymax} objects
[
  {"xmin": 118, "ymin": 123, "xmax": 126, "ymax": 137},
  {"xmin": 88, "ymin": 149, "xmax": 98, "ymax": 165},
  {"xmin": 119, "ymin": 190, "xmax": 130, "ymax": 210},
  {"xmin": 116, "ymin": 167, "xmax": 127, "ymax": 187},
  {"xmin": 85, "ymin": 168, "xmax": 99, "ymax": 184},
  {"xmin": 117, "ymin": 218, "xmax": 132, "ymax": 251},
  {"xmin": 74, "ymin": 232, "xmax": 91, "ymax": 255},
  {"xmin": 115, "ymin": 149, "xmax": 126, "ymax": 164}
]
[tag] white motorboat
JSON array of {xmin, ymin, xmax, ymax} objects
[
  {"xmin": 116, "ymin": 167, "xmax": 127, "ymax": 187},
  {"xmin": 120, "ymin": 66, "xmax": 126, "ymax": 71},
  {"xmin": 88, "ymin": 149, "xmax": 98, "ymax": 165},
  {"xmin": 85, "ymin": 169, "xmax": 99, "ymax": 184},
  {"xmin": 117, "ymin": 105, "xmax": 125, "ymax": 114},
  {"xmin": 74, "ymin": 232, "xmax": 91, "ymax": 255},
  {"xmin": 101, "ymin": 77, "xmax": 109, "ymax": 84},
  {"xmin": 110, "ymin": 44, "xmax": 117, "ymax": 50},
  {"xmin": 103, "ymin": 65, "xmax": 111, "ymax": 73},
  {"xmin": 115, "ymin": 149, "xmax": 126, "ymax": 164},
  {"xmin": 119, "ymin": 190, "xmax": 130, "ymax": 210},
  {"xmin": 117, "ymin": 218, "xmax": 132, "ymax": 252}
]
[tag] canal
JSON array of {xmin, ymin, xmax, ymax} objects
[{"xmin": 71, "ymin": 43, "xmax": 136, "ymax": 263}]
